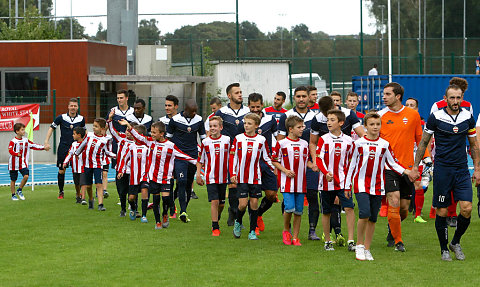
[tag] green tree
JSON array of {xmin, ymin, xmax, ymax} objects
[
  {"xmin": 139, "ymin": 18, "xmax": 160, "ymax": 45},
  {"xmin": 92, "ymin": 22, "xmax": 107, "ymax": 41},
  {"xmin": 0, "ymin": 7, "xmax": 60, "ymax": 40},
  {"xmin": 56, "ymin": 17, "xmax": 87, "ymax": 39},
  {"xmin": 0, "ymin": 0, "xmax": 53, "ymax": 25}
]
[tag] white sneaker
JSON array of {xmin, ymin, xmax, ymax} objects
[
  {"xmin": 356, "ymin": 244, "xmax": 366, "ymax": 261},
  {"xmin": 364, "ymin": 249, "xmax": 374, "ymax": 261}
]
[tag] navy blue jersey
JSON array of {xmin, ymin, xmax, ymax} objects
[
  {"xmin": 425, "ymin": 108, "xmax": 476, "ymax": 167},
  {"xmin": 278, "ymin": 107, "xmax": 316, "ymax": 142},
  {"xmin": 239, "ymin": 111, "xmax": 278, "ymax": 153},
  {"xmin": 109, "ymin": 106, "xmax": 135, "ymax": 134},
  {"xmin": 51, "ymin": 113, "xmax": 85, "ymax": 146},
  {"xmin": 166, "ymin": 112, "xmax": 206, "ymax": 158},
  {"xmin": 215, "ymin": 104, "xmax": 250, "ymax": 142},
  {"xmin": 126, "ymin": 113, "xmax": 153, "ymax": 133},
  {"xmin": 310, "ymin": 106, "xmax": 361, "ymax": 138}
]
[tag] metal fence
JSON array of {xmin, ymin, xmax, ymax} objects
[{"xmin": 163, "ymin": 36, "xmax": 480, "ymax": 83}]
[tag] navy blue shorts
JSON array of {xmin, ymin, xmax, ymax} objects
[
  {"xmin": 57, "ymin": 144, "xmax": 70, "ymax": 169},
  {"xmin": 149, "ymin": 181, "xmax": 170, "ymax": 195},
  {"xmin": 433, "ymin": 164, "xmax": 472, "ymax": 208},
  {"xmin": 207, "ymin": 183, "xmax": 227, "ymax": 204},
  {"xmin": 9, "ymin": 168, "xmax": 29, "ymax": 181},
  {"xmin": 81, "ymin": 167, "xmax": 102, "ymax": 185},
  {"xmin": 73, "ymin": 172, "xmax": 81, "ymax": 186},
  {"xmin": 174, "ymin": 159, "xmax": 195, "ymax": 184},
  {"xmin": 128, "ymin": 181, "xmax": 149, "ymax": 195},
  {"xmin": 260, "ymin": 160, "xmax": 278, "ymax": 191},
  {"xmin": 355, "ymin": 193, "xmax": 382, "ymax": 222},
  {"xmin": 283, "ymin": 192, "xmax": 305, "ymax": 215},
  {"xmin": 237, "ymin": 183, "xmax": 262, "ymax": 198},
  {"xmin": 306, "ymin": 167, "xmax": 319, "ymax": 190},
  {"xmin": 320, "ymin": 189, "xmax": 355, "ymax": 214}
]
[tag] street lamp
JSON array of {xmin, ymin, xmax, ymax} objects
[{"xmin": 379, "ymin": 5, "xmax": 385, "ymax": 75}]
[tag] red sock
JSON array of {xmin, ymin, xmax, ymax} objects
[
  {"xmin": 415, "ymin": 190, "xmax": 424, "ymax": 217},
  {"xmin": 447, "ymin": 202, "xmax": 457, "ymax": 217}
]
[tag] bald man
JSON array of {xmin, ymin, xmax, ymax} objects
[{"xmin": 166, "ymin": 99, "xmax": 206, "ymax": 222}]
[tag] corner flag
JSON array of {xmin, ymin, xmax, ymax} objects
[{"xmin": 25, "ymin": 112, "xmax": 34, "ymax": 141}]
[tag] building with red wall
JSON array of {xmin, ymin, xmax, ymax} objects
[{"xmin": 0, "ymin": 40, "xmax": 126, "ymax": 123}]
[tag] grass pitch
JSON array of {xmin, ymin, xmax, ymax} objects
[{"xmin": 1, "ymin": 183, "xmax": 480, "ymax": 286}]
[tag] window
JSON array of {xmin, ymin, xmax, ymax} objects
[{"xmin": 1, "ymin": 67, "xmax": 50, "ymax": 104}]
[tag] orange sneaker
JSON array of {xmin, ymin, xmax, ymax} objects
[
  {"xmin": 304, "ymin": 196, "xmax": 309, "ymax": 206},
  {"xmin": 58, "ymin": 192, "xmax": 64, "ymax": 199},
  {"xmin": 212, "ymin": 229, "xmax": 221, "ymax": 236},
  {"xmin": 379, "ymin": 205, "xmax": 387, "ymax": 217},
  {"xmin": 275, "ymin": 194, "xmax": 280, "ymax": 203},
  {"xmin": 292, "ymin": 238, "xmax": 302, "ymax": 246},
  {"xmin": 255, "ymin": 227, "xmax": 260, "ymax": 236},
  {"xmin": 257, "ymin": 216, "xmax": 265, "ymax": 232}
]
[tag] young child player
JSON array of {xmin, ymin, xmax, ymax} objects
[
  {"xmin": 8, "ymin": 123, "xmax": 49, "ymax": 200},
  {"xmin": 63, "ymin": 126, "xmax": 86, "ymax": 203},
  {"xmin": 229, "ymin": 113, "xmax": 275, "ymax": 240},
  {"xmin": 345, "ymin": 112, "xmax": 410, "ymax": 261},
  {"xmin": 196, "ymin": 116, "xmax": 231, "ymax": 236},
  {"xmin": 272, "ymin": 115, "xmax": 313, "ymax": 246}
]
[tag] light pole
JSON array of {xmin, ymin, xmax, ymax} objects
[
  {"xmin": 442, "ymin": 0, "xmax": 444, "ymax": 74},
  {"xmin": 278, "ymin": 13, "xmax": 286, "ymax": 58},
  {"xmin": 463, "ymin": 0, "xmax": 466, "ymax": 74},
  {"xmin": 388, "ymin": 0, "xmax": 392, "ymax": 82},
  {"xmin": 236, "ymin": 0, "xmax": 239, "ymax": 60},
  {"xmin": 380, "ymin": 5, "xmax": 385, "ymax": 75},
  {"xmin": 397, "ymin": 0, "xmax": 400, "ymax": 73},
  {"xmin": 360, "ymin": 0, "xmax": 364, "ymax": 75}
]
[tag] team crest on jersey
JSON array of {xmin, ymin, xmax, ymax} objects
[
  {"xmin": 187, "ymin": 127, "xmax": 192, "ymax": 132},
  {"xmin": 247, "ymin": 145, "xmax": 253, "ymax": 154},
  {"xmin": 294, "ymin": 149, "xmax": 300, "ymax": 159},
  {"xmin": 70, "ymin": 125, "xmax": 73, "ymax": 129},
  {"xmin": 368, "ymin": 151, "xmax": 376, "ymax": 159},
  {"xmin": 257, "ymin": 129, "xmax": 262, "ymax": 134},
  {"xmin": 453, "ymin": 126, "xmax": 459, "ymax": 133},
  {"xmin": 214, "ymin": 146, "xmax": 220, "ymax": 155},
  {"xmin": 403, "ymin": 117, "xmax": 408, "ymax": 125},
  {"xmin": 334, "ymin": 146, "xmax": 342, "ymax": 156},
  {"xmin": 235, "ymin": 119, "xmax": 240, "ymax": 125}
]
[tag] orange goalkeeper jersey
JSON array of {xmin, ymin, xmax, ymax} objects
[{"xmin": 378, "ymin": 105, "xmax": 427, "ymax": 169}]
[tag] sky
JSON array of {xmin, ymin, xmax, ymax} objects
[{"xmin": 53, "ymin": 0, "xmax": 378, "ymax": 37}]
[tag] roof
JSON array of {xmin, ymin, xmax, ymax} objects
[
  {"xmin": 0, "ymin": 39, "xmax": 126, "ymax": 47},
  {"xmin": 88, "ymin": 74, "xmax": 214, "ymax": 83}
]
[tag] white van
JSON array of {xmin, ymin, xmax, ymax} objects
[{"xmin": 291, "ymin": 73, "xmax": 328, "ymax": 98}]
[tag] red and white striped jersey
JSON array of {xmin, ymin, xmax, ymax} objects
[
  {"xmin": 120, "ymin": 144, "xmax": 149, "ymax": 185},
  {"xmin": 108, "ymin": 121, "xmax": 134, "ymax": 173},
  {"xmin": 102, "ymin": 135, "xmax": 113, "ymax": 166},
  {"xmin": 345, "ymin": 136, "xmax": 405, "ymax": 195},
  {"xmin": 272, "ymin": 137, "xmax": 309, "ymax": 193},
  {"xmin": 129, "ymin": 127, "xmax": 196, "ymax": 184},
  {"xmin": 229, "ymin": 133, "xmax": 274, "ymax": 184},
  {"xmin": 8, "ymin": 137, "xmax": 44, "ymax": 170},
  {"xmin": 75, "ymin": 132, "xmax": 115, "ymax": 169},
  {"xmin": 198, "ymin": 135, "xmax": 231, "ymax": 184},
  {"xmin": 316, "ymin": 132, "xmax": 353, "ymax": 191},
  {"xmin": 64, "ymin": 141, "xmax": 85, "ymax": 173}
]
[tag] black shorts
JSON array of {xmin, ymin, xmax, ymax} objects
[
  {"xmin": 320, "ymin": 189, "xmax": 355, "ymax": 214},
  {"xmin": 237, "ymin": 183, "xmax": 262, "ymax": 198},
  {"xmin": 260, "ymin": 160, "xmax": 278, "ymax": 191},
  {"xmin": 9, "ymin": 168, "xmax": 29, "ymax": 181},
  {"xmin": 384, "ymin": 170, "xmax": 413, "ymax": 200},
  {"xmin": 81, "ymin": 167, "xmax": 102, "ymax": 186},
  {"xmin": 128, "ymin": 181, "xmax": 149, "ymax": 195},
  {"xmin": 149, "ymin": 181, "xmax": 171, "ymax": 195},
  {"xmin": 207, "ymin": 183, "xmax": 227, "ymax": 204},
  {"xmin": 102, "ymin": 165, "xmax": 109, "ymax": 172},
  {"xmin": 56, "ymin": 144, "xmax": 70, "ymax": 169},
  {"xmin": 355, "ymin": 193, "xmax": 383, "ymax": 222},
  {"xmin": 73, "ymin": 173, "xmax": 81, "ymax": 186}
]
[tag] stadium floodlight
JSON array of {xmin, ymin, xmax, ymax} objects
[{"xmin": 388, "ymin": 0, "xmax": 392, "ymax": 82}]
